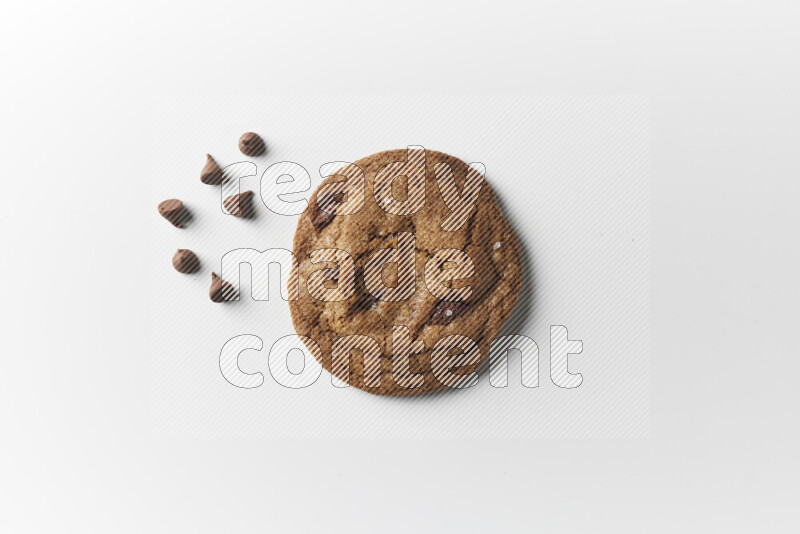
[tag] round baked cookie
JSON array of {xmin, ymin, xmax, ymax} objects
[{"xmin": 289, "ymin": 148, "xmax": 522, "ymax": 396}]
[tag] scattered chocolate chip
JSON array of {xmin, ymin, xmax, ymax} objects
[
  {"xmin": 209, "ymin": 272, "xmax": 236, "ymax": 302},
  {"xmin": 223, "ymin": 190, "xmax": 255, "ymax": 218},
  {"xmin": 172, "ymin": 249, "xmax": 200, "ymax": 273},
  {"xmin": 312, "ymin": 193, "xmax": 343, "ymax": 231},
  {"xmin": 158, "ymin": 199, "xmax": 187, "ymax": 228},
  {"xmin": 238, "ymin": 132, "xmax": 266, "ymax": 157},
  {"xmin": 201, "ymin": 154, "xmax": 225, "ymax": 185},
  {"xmin": 325, "ymin": 268, "xmax": 340, "ymax": 281},
  {"xmin": 429, "ymin": 300, "xmax": 469, "ymax": 325}
]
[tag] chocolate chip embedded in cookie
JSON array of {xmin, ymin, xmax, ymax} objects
[
  {"xmin": 289, "ymin": 149, "xmax": 523, "ymax": 396},
  {"xmin": 311, "ymin": 192, "xmax": 344, "ymax": 231}
]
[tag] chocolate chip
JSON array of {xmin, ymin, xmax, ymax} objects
[
  {"xmin": 312, "ymin": 193, "xmax": 343, "ymax": 231},
  {"xmin": 429, "ymin": 300, "xmax": 469, "ymax": 325},
  {"xmin": 238, "ymin": 132, "xmax": 265, "ymax": 157},
  {"xmin": 353, "ymin": 292, "xmax": 378, "ymax": 312},
  {"xmin": 201, "ymin": 154, "xmax": 225, "ymax": 185},
  {"xmin": 319, "ymin": 192, "xmax": 344, "ymax": 209},
  {"xmin": 158, "ymin": 198, "xmax": 187, "ymax": 228},
  {"xmin": 172, "ymin": 249, "xmax": 200, "ymax": 273},
  {"xmin": 223, "ymin": 190, "xmax": 254, "ymax": 218},
  {"xmin": 312, "ymin": 209, "xmax": 335, "ymax": 230},
  {"xmin": 209, "ymin": 272, "xmax": 236, "ymax": 302}
]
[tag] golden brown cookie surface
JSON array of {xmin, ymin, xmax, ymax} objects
[{"xmin": 289, "ymin": 149, "xmax": 522, "ymax": 396}]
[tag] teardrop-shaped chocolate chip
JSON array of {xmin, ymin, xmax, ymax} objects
[
  {"xmin": 223, "ymin": 190, "xmax": 254, "ymax": 218},
  {"xmin": 209, "ymin": 272, "xmax": 236, "ymax": 302},
  {"xmin": 201, "ymin": 154, "xmax": 225, "ymax": 185},
  {"xmin": 158, "ymin": 198, "xmax": 187, "ymax": 228}
]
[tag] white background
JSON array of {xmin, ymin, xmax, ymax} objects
[
  {"xmin": 150, "ymin": 95, "xmax": 649, "ymax": 439},
  {"xmin": 2, "ymin": 0, "xmax": 798, "ymax": 532}
]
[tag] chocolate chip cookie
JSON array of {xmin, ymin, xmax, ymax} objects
[{"xmin": 289, "ymin": 148, "xmax": 522, "ymax": 396}]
